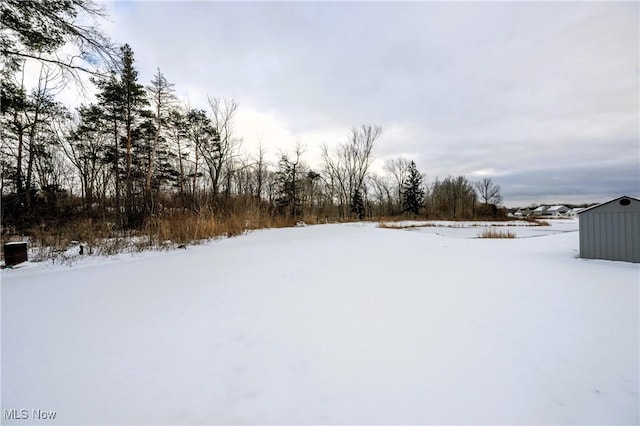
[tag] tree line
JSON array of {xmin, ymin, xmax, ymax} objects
[{"xmin": 0, "ymin": 0, "xmax": 504, "ymax": 240}]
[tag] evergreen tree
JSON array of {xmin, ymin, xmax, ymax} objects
[
  {"xmin": 401, "ymin": 161, "xmax": 424, "ymax": 215},
  {"xmin": 0, "ymin": 0, "xmax": 116, "ymax": 79},
  {"xmin": 119, "ymin": 44, "xmax": 148, "ymax": 226},
  {"xmin": 350, "ymin": 189, "xmax": 365, "ymax": 219},
  {"xmin": 0, "ymin": 77, "xmax": 28, "ymax": 194},
  {"xmin": 89, "ymin": 44, "xmax": 148, "ymax": 227},
  {"xmin": 275, "ymin": 151, "xmax": 302, "ymax": 218},
  {"xmin": 94, "ymin": 73, "xmax": 125, "ymax": 224},
  {"xmin": 145, "ymin": 68, "xmax": 176, "ymax": 212},
  {"xmin": 166, "ymin": 108, "xmax": 190, "ymax": 206}
]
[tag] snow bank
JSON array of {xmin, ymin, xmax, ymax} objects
[{"xmin": 2, "ymin": 222, "xmax": 638, "ymax": 424}]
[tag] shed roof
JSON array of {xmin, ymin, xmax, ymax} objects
[{"xmin": 577, "ymin": 195, "xmax": 640, "ymax": 214}]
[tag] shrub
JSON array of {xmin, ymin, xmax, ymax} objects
[{"xmin": 478, "ymin": 228, "xmax": 516, "ymax": 239}]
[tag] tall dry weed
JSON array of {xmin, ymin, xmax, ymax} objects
[
  {"xmin": 145, "ymin": 206, "xmax": 299, "ymax": 247},
  {"xmin": 477, "ymin": 228, "xmax": 516, "ymax": 239}
]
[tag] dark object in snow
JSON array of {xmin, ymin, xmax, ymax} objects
[
  {"xmin": 4, "ymin": 242, "xmax": 28, "ymax": 267},
  {"xmin": 178, "ymin": 244, "xmax": 187, "ymax": 249},
  {"xmin": 79, "ymin": 245, "xmax": 84, "ymax": 255}
]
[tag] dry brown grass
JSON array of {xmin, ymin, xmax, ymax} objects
[
  {"xmin": 1, "ymin": 207, "xmax": 307, "ymax": 264},
  {"xmin": 477, "ymin": 228, "xmax": 516, "ymax": 239},
  {"xmin": 0, "ymin": 218, "xmax": 132, "ymax": 264},
  {"xmin": 377, "ymin": 222, "xmax": 435, "ymax": 229},
  {"xmin": 144, "ymin": 208, "xmax": 299, "ymax": 247},
  {"xmin": 377, "ymin": 218, "xmax": 549, "ymax": 230},
  {"xmin": 522, "ymin": 217, "xmax": 550, "ymax": 226}
]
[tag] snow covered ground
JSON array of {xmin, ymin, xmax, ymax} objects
[
  {"xmin": 2, "ymin": 219, "xmax": 638, "ymax": 424},
  {"xmin": 380, "ymin": 218, "xmax": 579, "ymax": 239}
]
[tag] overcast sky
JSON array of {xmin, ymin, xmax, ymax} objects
[{"xmin": 88, "ymin": 1, "xmax": 638, "ymax": 206}]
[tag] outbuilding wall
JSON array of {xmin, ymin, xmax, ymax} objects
[{"xmin": 579, "ymin": 197, "xmax": 640, "ymax": 263}]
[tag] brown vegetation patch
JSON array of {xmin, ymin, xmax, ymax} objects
[
  {"xmin": 477, "ymin": 228, "xmax": 516, "ymax": 239},
  {"xmin": 377, "ymin": 222, "xmax": 436, "ymax": 229}
]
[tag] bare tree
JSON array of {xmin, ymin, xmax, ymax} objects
[
  {"xmin": 15, "ymin": 64, "xmax": 66, "ymax": 207},
  {"xmin": 474, "ymin": 177, "xmax": 503, "ymax": 205},
  {"xmin": 206, "ymin": 96, "xmax": 242, "ymax": 198},
  {"xmin": 185, "ymin": 108, "xmax": 213, "ymax": 208},
  {"xmin": 252, "ymin": 141, "xmax": 267, "ymax": 201},
  {"xmin": 368, "ymin": 174, "xmax": 394, "ymax": 216},
  {"xmin": 430, "ymin": 175, "xmax": 475, "ymax": 219},
  {"xmin": 321, "ymin": 124, "xmax": 381, "ymax": 218},
  {"xmin": 57, "ymin": 104, "xmax": 110, "ymax": 210},
  {"xmin": 384, "ymin": 157, "xmax": 411, "ymax": 214}
]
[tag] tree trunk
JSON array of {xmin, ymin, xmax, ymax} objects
[
  {"xmin": 176, "ymin": 137, "xmax": 185, "ymax": 208},
  {"xmin": 15, "ymin": 114, "xmax": 24, "ymax": 194},
  {"xmin": 24, "ymin": 102, "xmax": 42, "ymax": 208},
  {"xmin": 125, "ymin": 120, "xmax": 132, "ymax": 226},
  {"xmin": 146, "ymin": 102, "xmax": 161, "ymax": 214},
  {"xmin": 113, "ymin": 111, "xmax": 121, "ymax": 227}
]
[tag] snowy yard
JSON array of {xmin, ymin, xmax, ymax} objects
[{"xmin": 2, "ymin": 219, "xmax": 638, "ymax": 424}]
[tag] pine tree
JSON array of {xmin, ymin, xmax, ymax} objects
[
  {"xmin": 0, "ymin": 0, "xmax": 116, "ymax": 79},
  {"xmin": 119, "ymin": 44, "xmax": 147, "ymax": 226},
  {"xmin": 94, "ymin": 72, "xmax": 125, "ymax": 223},
  {"xmin": 166, "ymin": 108, "xmax": 189, "ymax": 206},
  {"xmin": 350, "ymin": 189, "xmax": 365, "ymax": 219},
  {"xmin": 401, "ymin": 161, "xmax": 424, "ymax": 215},
  {"xmin": 92, "ymin": 45, "xmax": 147, "ymax": 227},
  {"xmin": 145, "ymin": 68, "xmax": 176, "ymax": 212},
  {"xmin": 0, "ymin": 77, "xmax": 28, "ymax": 195},
  {"xmin": 275, "ymin": 154, "xmax": 302, "ymax": 218}
]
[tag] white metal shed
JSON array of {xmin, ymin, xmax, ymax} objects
[{"xmin": 578, "ymin": 195, "xmax": 640, "ymax": 263}]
